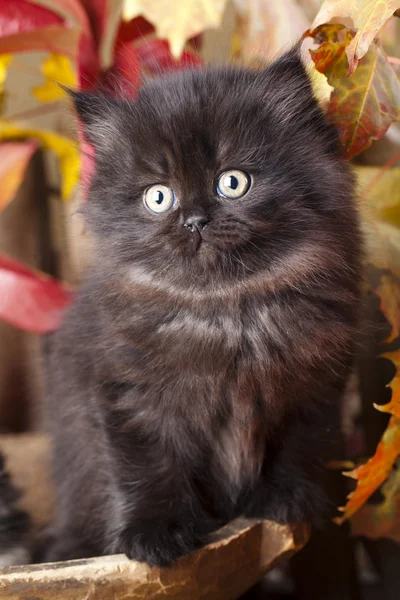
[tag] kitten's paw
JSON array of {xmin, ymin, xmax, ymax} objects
[{"xmin": 115, "ymin": 524, "xmax": 203, "ymax": 567}]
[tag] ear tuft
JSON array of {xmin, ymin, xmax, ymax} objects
[{"xmin": 65, "ymin": 90, "xmax": 123, "ymax": 148}]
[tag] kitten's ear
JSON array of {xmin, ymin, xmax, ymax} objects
[
  {"xmin": 263, "ymin": 44, "xmax": 318, "ymax": 116},
  {"xmin": 66, "ymin": 90, "xmax": 122, "ymax": 148}
]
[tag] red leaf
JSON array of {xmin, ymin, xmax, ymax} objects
[
  {"xmin": 78, "ymin": 32, "xmax": 100, "ymax": 90},
  {"xmin": 0, "ymin": 0, "xmax": 63, "ymax": 37},
  {"xmin": 135, "ymin": 39, "xmax": 203, "ymax": 75},
  {"xmin": 100, "ymin": 42, "xmax": 140, "ymax": 97},
  {"xmin": 117, "ymin": 16, "xmax": 155, "ymax": 45},
  {"xmin": 0, "ymin": 254, "xmax": 73, "ymax": 333},
  {"xmin": 0, "ymin": 24, "xmax": 80, "ymax": 58},
  {"xmin": 80, "ymin": 0, "xmax": 111, "ymax": 47},
  {"xmin": 28, "ymin": 0, "xmax": 92, "ymax": 36}
]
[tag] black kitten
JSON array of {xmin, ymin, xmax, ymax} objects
[{"xmin": 44, "ymin": 47, "xmax": 361, "ymax": 566}]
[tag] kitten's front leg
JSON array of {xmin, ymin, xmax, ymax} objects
[
  {"xmin": 245, "ymin": 404, "xmax": 341, "ymax": 526},
  {"xmin": 103, "ymin": 404, "xmax": 213, "ymax": 566}
]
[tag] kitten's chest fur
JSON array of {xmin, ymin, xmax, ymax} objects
[{"xmin": 100, "ymin": 286, "xmax": 271, "ymax": 495}]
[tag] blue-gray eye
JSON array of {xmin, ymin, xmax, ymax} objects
[
  {"xmin": 143, "ymin": 185, "xmax": 176, "ymax": 214},
  {"xmin": 217, "ymin": 170, "xmax": 250, "ymax": 199}
]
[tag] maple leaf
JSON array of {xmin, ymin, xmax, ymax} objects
[
  {"xmin": 335, "ymin": 415, "xmax": 400, "ymax": 523},
  {"xmin": 313, "ymin": 0, "xmax": 400, "ymax": 75},
  {"xmin": 336, "ymin": 168, "xmax": 400, "ymax": 523},
  {"xmin": 122, "ymin": 0, "xmax": 228, "ymax": 58},
  {"xmin": 308, "ymin": 24, "xmax": 400, "ymax": 159},
  {"xmin": 351, "ymin": 459, "xmax": 400, "ymax": 544}
]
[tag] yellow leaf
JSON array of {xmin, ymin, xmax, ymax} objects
[
  {"xmin": 0, "ymin": 54, "xmax": 12, "ymax": 110},
  {"xmin": 0, "ymin": 121, "xmax": 80, "ymax": 199},
  {"xmin": 313, "ymin": 0, "xmax": 400, "ymax": 74},
  {"xmin": 123, "ymin": 0, "xmax": 228, "ymax": 58},
  {"xmin": 33, "ymin": 53, "xmax": 77, "ymax": 103},
  {"xmin": 375, "ymin": 276, "xmax": 400, "ymax": 342},
  {"xmin": 356, "ymin": 166, "xmax": 400, "ymax": 279}
]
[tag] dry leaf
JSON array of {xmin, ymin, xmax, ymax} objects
[
  {"xmin": 351, "ymin": 460, "xmax": 400, "ymax": 544},
  {"xmin": 335, "ymin": 416, "xmax": 400, "ymax": 523},
  {"xmin": 309, "ymin": 24, "xmax": 400, "ymax": 159},
  {"xmin": 313, "ymin": 0, "xmax": 400, "ymax": 75},
  {"xmin": 122, "ymin": 0, "xmax": 228, "ymax": 57}
]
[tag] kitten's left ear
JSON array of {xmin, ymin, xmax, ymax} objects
[{"xmin": 263, "ymin": 44, "xmax": 318, "ymax": 115}]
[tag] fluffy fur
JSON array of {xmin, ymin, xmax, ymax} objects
[{"xmin": 44, "ymin": 48, "xmax": 361, "ymax": 566}]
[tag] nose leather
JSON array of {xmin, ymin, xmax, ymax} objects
[{"xmin": 183, "ymin": 215, "xmax": 209, "ymax": 233}]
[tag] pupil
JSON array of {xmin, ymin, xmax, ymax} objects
[
  {"xmin": 229, "ymin": 176, "xmax": 238, "ymax": 190},
  {"xmin": 156, "ymin": 191, "xmax": 164, "ymax": 204}
]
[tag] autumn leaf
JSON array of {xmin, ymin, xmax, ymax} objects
[
  {"xmin": 80, "ymin": 0, "xmax": 125, "ymax": 68},
  {"xmin": 0, "ymin": 141, "xmax": 38, "ymax": 213},
  {"xmin": 0, "ymin": 121, "xmax": 80, "ymax": 199},
  {"xmin": 0, "ymin": 0, "xmax": 99, "ymax": 91},
  {"xmin": 351, "ymin": 459, "xmax": 400, "ymax": 544},
  {"xmin": 375, "ymin": 352, "xmax": 400, "ymax": 419},
  {"xmin": 33, "ymin": 53, "xmax": 77, "ymax": 102},
  {"xmin": 0, "ymin": 253, "xmax": 73, "ymax": 333},
  {"xmin": 308, "ymin": 24, "xmax": 400, "ymax": 159},
  {"xmin": 0, "ymin": 54, "xmax": 11, "ymax": 111},
  {"xmin": 375, "ymin": 276, "xmax": 400, "ymax": 342},
  {"xmin": 233, "ymin": 0, "xmax": 310, "ymax": 63},
  {"xmin": 335, "ymin": 416, "xmax": 400, "ymax": 523},
  {"xmin": 313, "ymin": 0, "xmax": 400, "ymax": 75},
  {"xmin": 27, "ymin": 0, "xmax": 92, "ymax": 36},
  {"xmin": 135, "ymin": 39, "xmax": 203, "ymax": 76},
  {"xmin": 0, "ymin": 0, "xmax": 73, "ymax": 57},
  {"xmin": 122, "ymin": 0, "xmax": 228, "ymax": 58},
  {"xmin": 357, "ymin": 166, "xmax": 400, "ymax": 279}
]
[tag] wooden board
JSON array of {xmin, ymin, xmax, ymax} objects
[{"xmin": 0, "ymin": 434, "xmax": 309, "ymax": 600}]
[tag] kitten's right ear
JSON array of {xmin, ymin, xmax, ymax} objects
[{"xmin": 66, "ymin": 90, "xmax": 121, "ymax": 147}]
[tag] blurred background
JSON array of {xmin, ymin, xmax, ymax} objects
[{"xmin": 0, "ymin": 1, "xmax": 400, "ymax": 598}]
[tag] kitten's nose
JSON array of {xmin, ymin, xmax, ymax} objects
[{"xmin": 183, "ymin": 215, "xmax": 209, "ymax": 233}]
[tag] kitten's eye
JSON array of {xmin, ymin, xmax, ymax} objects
[
  {"xmin": 143, "ymin": 185, "xmax": 176, "ymax": 214},
  {"xmin": 217, "ymin": 170, "xmax": 250, "ymax": 199}
]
